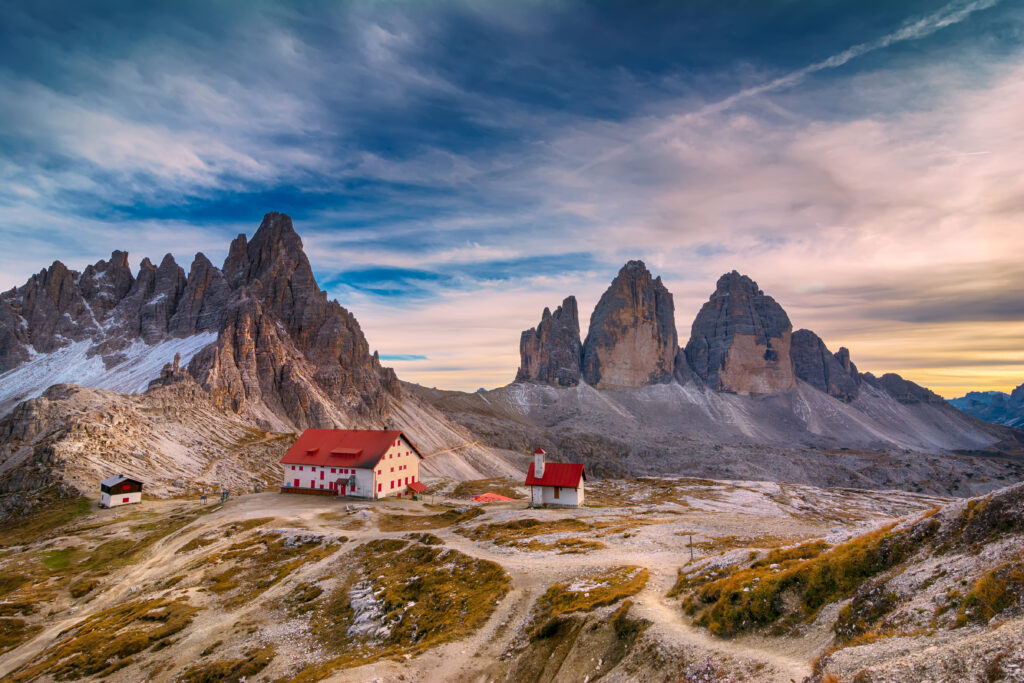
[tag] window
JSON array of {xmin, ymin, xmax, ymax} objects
[
  {"xmin": 377, "ymin": 469, "xmax": 382, "ymax": 475},
  {"xmin": 553, "ymin": 488, "xmax": 560, "ymax": 500},
  {"xmin": 320, "ymin": 484, "xmax": 324, "ymax": 489},
  {"xmin": 291, "ymin": 465, "xmax": 295, "ymax": 470},
  {"xmin": 123, "ymin": 497, "xmax": 130, "ymax": 503},
  {"xmin": 390, "ymin": 467, "xmax": 394, "ymax": 472},
  {"xmin": 390, "ymin": 481, "xmax": 395, "ymax": 489},
  {"xmin": 378, "ymin": 483, "xmax": 382, "ymax": 492},
  {"xmin": 405, "ymin": 477, "xmax": 409, "ymax": 485},
  {"xmin": 412, "ymin": 475, "xmax": 416, "ymax": 483},
  {"xmin": 294, "ymin": 479, "xmax": 299, "ymax": 487},
  {"xmin": 299, "ymin": 466, "xmax": 303, "ymax": 471},
  {"xmin": 320, "ymin": 471, "xmax": 324, "ymax": 480},
  {"xmin": 331, "ymin": 468, "xmax": 335, "ymax": 473}
]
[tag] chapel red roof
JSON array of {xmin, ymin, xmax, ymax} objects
[
  {"xmin": 280, "ymin": 429, "xmax": 423, "ymax": 469},
  {"xmin": 525, "ymin": 462, "xmax": 586, "ymax": 488}
]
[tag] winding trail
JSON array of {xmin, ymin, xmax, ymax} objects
[{"xmin": 0, "ymin": 489, "xmax": 864, "ymax": 681}]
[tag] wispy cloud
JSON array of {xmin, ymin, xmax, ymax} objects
[{"xmin": 1, "ymin": 0, "xmax": 1022, "ymax": 396}]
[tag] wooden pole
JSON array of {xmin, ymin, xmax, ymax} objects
[{"xmin": 689, "ymin": 535, "xmax": 693, "ymax": 562}]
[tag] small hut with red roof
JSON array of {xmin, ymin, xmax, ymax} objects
[
  {"xmin": 524, "ymin": 448, "xmax": 586, "ymax": 508},
  {"xmin": 280, "ymin": 429, "xmax": 425, "ymax": 499}
]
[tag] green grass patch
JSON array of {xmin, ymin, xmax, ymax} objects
[
  {"xmin": 377, "ymin": 506, "xmax": 483, "ymax": 531},
  {"xmin": 956, "ymin": 555, "xmax": 1024, "ymax": 626},
  {"xmin": 291, "ymin": 539, "xmax": 510, "ymax": 681},
  {"xmin": 532, "ymin": 566, "xmax": 648, "ymax": 632},
  {"xmin": 681, "ymin": 521, "xmax": 938, "ymax": 637},
  {"xmin": 0, "ymin": 572, "xmax": 30, "ymax": 597},
  {"xmin": 0, "ymin": 495, "xmax": 92, "ymax": 547},
  {"xmin": 195, "ymin": 532, "xmax": 339, "ymax": 607},
  {"xmin": 69, "ymin": 577, "xmax": 101, "ymax": 598},
  {"xmin": 459, "ymin": 517, "xmax": 590, "ymax": 545},
  {"xmin": 40, "ymin": 548, "xmax": 77, "ymax": 571},
  {"xmin": 179, "ymin": 644, "xmax": 275, "ymax": 682},
  {"xmin": 9, "ymin": 597, "xmax": 199, "ymax": 681},
  {"xmin": 0, "ymin": 617, "xmax": 42, "ymax": 655}
]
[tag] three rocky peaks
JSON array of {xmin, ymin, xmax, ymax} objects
[
  {"xmin": 516, "ymin": 261, "xmax": 943, "ymax": 404},
  {"xmin": 0, "ymin": 213, "xmax": 399, "ymax": 429}
]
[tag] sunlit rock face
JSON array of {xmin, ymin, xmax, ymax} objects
[
  {"xmin": 0, "ymin": 212, "xmax": 400, "ymax": 429},
  {"xmin": 685, "ymin": 271, "xmax": 795, "ymax": 395},
  {"xmin": 581, "ymin": 260, "xmax": 678, "ymax": 390}
]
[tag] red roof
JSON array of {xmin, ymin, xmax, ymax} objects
[
  {"xmin": 408, "ymin": 481, "xmax": 427, "ymax": 493},
  {"xmin": 280, "ymin": 430, "xmax": 423, "ymax": 469},
  {"xmin": 525, "ymin": 462, "xmax": 586, "ymax": 488},
  {"xmin": 472, "ymin": 492, "xmax": 515, "ymax": 502}
]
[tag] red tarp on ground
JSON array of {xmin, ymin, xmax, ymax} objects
[{"xmin": 472, "ymin": 492, "xmax": 515, "ymax": 502}]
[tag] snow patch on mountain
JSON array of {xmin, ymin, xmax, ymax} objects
[{"xmin": 0, "ymin": 332, "xmax": 217, "ymax": 415}]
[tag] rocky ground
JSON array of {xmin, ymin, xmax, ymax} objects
[{"xmin": 2, "ymin": 476, "xmax": 1017, "ymax": 682}]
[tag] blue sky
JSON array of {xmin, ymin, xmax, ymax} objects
[{"xmin": 2, "ymin": 0, "xmax": 1024, "ymax": 394}]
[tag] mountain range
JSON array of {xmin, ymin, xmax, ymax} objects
[
  {"xmin": 1, "ymin": 213, "xmax": 1022, "ymax": 507},
  {"xmin": 415, "ymin": 260, "xmax": 1024, "ymax": 493},
  {"xmin": 949, "ymin": 384, "xmax": 1024, "ymax": 429}
]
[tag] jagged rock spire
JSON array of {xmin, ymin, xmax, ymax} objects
[
  {"xmin": 582, "ymin": 260, "xmax": 678, "ymax": 389},
  {"xmin": 684, "ymin": 271, "xmax": 795, "ymax": 394},
  {"xmin": 516, "ymin": 296, "xmax": 582, "ymax": 387}
]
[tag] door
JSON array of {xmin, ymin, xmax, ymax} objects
[
  {"xmin": 294, "ymin": 478, "xmax": 300, "ymax": 487},
  {"xmin": 320, "ymin": 471, "xmax": 324, "ymax": 480}
]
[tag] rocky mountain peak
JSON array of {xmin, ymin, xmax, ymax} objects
[
  {"xmin": 790, "ymin": 329, "xmax": 859, "ymax": 402},
  {"xmin": 1, "ymin": 211, "xmax": 400, "ymax": 430},
  {"xmin": 79, "ymin": 250, "xmax": 134, "ymax": 318},
  {"xmin": 685, "ymin": 270, "xmax": 795, "ymax": 394},
  {"xmin": 581, "ymin": 259, "xmax": 677, "ymax": 389},
  {"xmin": 516, "ymin": 295, "xmax": 582, "ymax": 387}
]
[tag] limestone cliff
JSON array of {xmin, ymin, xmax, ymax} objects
[
  {"xmin": 790, "ymin": 329, "xmax": 860, "ymax": 402},
  {"xmin": 684, "ymin": 271, "xmax": 795, "ymax": 394},
  {"xmin": 581, "ymin": 260, "xmax": 677, "ymax": 389},
  {"xmin": 516, "ymin": 296, "xmax": 582, "ymax": 387},
  {"xmin": 0, "ymin": 212, "xmax": 399, "ymax": 429}
]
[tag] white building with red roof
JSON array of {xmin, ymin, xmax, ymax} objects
[
  {"xmin": 524, "ymin": 448, "xmax": 586, "ymax": 507},
  {"xmin": 280, "ymin": 429, "xmax": 426, "ymax": 499}
]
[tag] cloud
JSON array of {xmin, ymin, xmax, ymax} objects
[{"xmin": 2, "ymin": 0, "xmax": 1023, "ymax": 396}]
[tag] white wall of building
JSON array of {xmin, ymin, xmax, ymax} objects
[
  {"xmin": 531, "ymin": 483, "xmax": 584, "ymax": 507},
  {"xmin": 281, "ymin": 434, "xmax": 421, "ymax": 499},
  {"xmin": 373, "ymin": 435, "xmax": 421, "ymax": 499},
  {"xmin": 101, "ymin": 490, "xmax": 141, "ymax": 507}
]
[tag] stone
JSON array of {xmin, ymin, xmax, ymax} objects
[
  {"xmin": 581, "ymin": 260, "xmax": 677, "ymax": 389},
  {"xmin": 684, "ymin": 271, "xmax": 795, "ymax": 394},
  {"xmin": 516, "ymin": 296, "xmax": 582, "ymax": 387},
  {"xmin": 169, "ymin": 253, "xmax": 230, "ymax": 335},
  {"xmin": 790, "ymin": 329, "xmax": 859, "ymax": 402},
  {"xmin": 862, "ymin": 372, "xmax": 945, "ymax": 404}
]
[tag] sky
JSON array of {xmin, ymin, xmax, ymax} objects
[{"xmin": 1, "ymin": 0, "xmax": 1023, "ymax": 397}]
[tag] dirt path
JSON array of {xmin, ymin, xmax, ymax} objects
[{"xmin": 1, "ymin": 489, "xmax": 888, "ymax": 681}]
